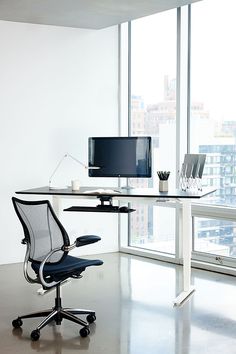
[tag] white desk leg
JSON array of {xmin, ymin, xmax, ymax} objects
[
  {"xmin": 174, "ymin": 199, "xmax": 195, "ymax": 306},
  {"xmin": 52, "ymin": 195, "xmax": 61, "ymax": 217}
]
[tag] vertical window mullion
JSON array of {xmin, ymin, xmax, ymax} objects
[
  {"xmin": 128, "ymin": 21, "xmax": 131, "ymax": 137},
  {"xmin": 176, "ymin": 5, "xmax": 190, "ymax": 261}
]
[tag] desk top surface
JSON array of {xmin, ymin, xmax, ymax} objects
[{"xmin": 16, "ymin": 186, "xmax": 216, "ymax": 199}]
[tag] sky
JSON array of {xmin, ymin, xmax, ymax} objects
[
  {"xmin": 131, "ymin": 0, "xmax": 236, "ymax": 123},
  {"xmin": 131, "ymin": 9, "xmax": 176, "ymax": 105}
]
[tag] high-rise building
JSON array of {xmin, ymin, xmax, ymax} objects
[{"xmin": 130, "ymin": 77, "xmax": 210, "ymax": 247}]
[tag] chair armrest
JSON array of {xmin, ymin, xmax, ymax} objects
[
  {"xmin": 76, "ymin": 235, "xmax": 101, "ymax": 247},
  {"xmin": 39, "ymin": 248, "xmax": 62, "ymax": 289},
  {"xmin": 39, "ymin": 236, "xmax": 101, "ymax": 288},
  {"xmin": 21, "ymin": 239, "xmax": 60, "ymax": 288},
  {"xmin": 63, "ymin": 235, "xmax": 101, "ymax": 251},
  {"xmin": 23, "ymin": 241, "xmax": 39, "ymax": 284}
]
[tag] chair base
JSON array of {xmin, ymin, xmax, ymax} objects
[{"xmin": 12, "ymin": 284, "xmax": 96, "ymax": 340}]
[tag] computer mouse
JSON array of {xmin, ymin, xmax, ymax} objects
[{"xmin": 119, "ymin": 206, "xmax": 129, "ymax": 212}]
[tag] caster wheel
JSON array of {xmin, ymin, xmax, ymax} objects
[
  {"xmin": 31, "ymin": 329, "xmax": 40, "ymax": 341},
  {"xmin": 80, "ymin": 327, "xmax": 90, "ymax": 338},
  {"xmin": 86, "ymin": 314, "xmax": 96, "ymax": 323},
  {"xmin": 12, "ymin": 318, "xmax": 23, "ymax": 328}
]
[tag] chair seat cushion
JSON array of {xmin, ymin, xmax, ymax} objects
[{"xmin": 31, "ymin": 255, "xmax": 103, "ymax": 282}]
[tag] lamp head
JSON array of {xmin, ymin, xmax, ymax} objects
[{"xmin": 86, "ymin": 166, "xmax": 100, "ymax": 170}]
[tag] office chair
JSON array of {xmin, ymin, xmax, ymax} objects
[{"xmin": 11, "ymin": 197, "xmax": 103, "ymax": 341}]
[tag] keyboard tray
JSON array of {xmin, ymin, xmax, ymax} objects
[{"xmin": 64, "ymin": 206, "xmax": 135, "ymax": 213}]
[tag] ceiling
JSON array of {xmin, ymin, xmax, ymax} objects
[{"xmin": 0, "ymin": 0, "xmax": 201, "ymax": 30}]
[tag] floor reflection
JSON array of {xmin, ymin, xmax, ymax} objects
[
  {"xmin": 119, "ymin": 254, "xmax": 236, "ymax": 354},
  {"xmin": 12, "ymin": 324, "xmax": 92, "ymax": 353},
  {"xmin": 2, "ymin": 253, "xmax": 236, "ymax": 354}
]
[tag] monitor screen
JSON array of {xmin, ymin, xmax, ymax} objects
[{"xmin": 88, "ymin": 137, "xmax": 152, "ymax": 178}]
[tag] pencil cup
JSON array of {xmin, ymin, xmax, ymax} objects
[{"xmin": 159, "ymin": 180, "xmax": 168, "ymax": 192}]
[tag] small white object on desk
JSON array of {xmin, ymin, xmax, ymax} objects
[{"xmin": 72, "ymin": 180, "xmax": 80, "ymax": 191}]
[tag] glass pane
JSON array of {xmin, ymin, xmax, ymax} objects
[
  {"xmin": 130, "ymin": 204, "xmax": 176, "ymax": 254},
  {"xmin": 129, "ymin": 10, "xmax": 177, "ymax": 253},
  {"xmin": 194, "ymin": 217, "xmax": 236, "ymax": 258},
  {"xmin": 191, "ymin": 0, "xmax": 236, "ymax": 206}
]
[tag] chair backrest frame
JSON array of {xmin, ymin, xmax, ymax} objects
[{"xmin": 12, "ymin": 197, "xmax": 70, "ymax": 264}]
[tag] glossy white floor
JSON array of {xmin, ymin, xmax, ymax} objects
[{"xmin": 1, "ymin": 252, "xmax": 236, "ymax": 354}]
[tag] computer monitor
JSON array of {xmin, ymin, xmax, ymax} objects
[{"xmin": 88, "ymin": 137, "xmax": 152, "ymax": 178}]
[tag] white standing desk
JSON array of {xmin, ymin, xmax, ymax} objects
[{"xmin": 16, "ymin": 185, "xmax": 216, "ymax": 305}]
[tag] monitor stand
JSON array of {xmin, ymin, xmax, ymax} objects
[
  {"xmin": 119, "ymin": 177, "xmax": 135, "ymax": 190},
  {"xmin": 121, "ymin": 185, "xmax": 134, "ymax": 190}
]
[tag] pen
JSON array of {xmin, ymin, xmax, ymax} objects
[{"xmin": 157, "ymin": 171, "xmax": 170, "ymax": 181}]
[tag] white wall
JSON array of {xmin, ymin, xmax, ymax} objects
[{"xmin": 0, "ymin": 20, "xmax": 119, "ymax": 264}]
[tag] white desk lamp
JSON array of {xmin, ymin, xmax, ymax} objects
[{"xmin": 49, "ymin": 153, "xmax": 100, "ymax": 190}]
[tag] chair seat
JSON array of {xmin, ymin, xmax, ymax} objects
[{"xmin": 31, "ymin": 255, "xmax": 103, "ymax": 281}]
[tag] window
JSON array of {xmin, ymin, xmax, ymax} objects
[
  {"xmin": 193, "ymin": 217, "xmax": 236, "ymax": 259},
  {"xmin": 128, "ymin": 10, "xmax": 177, "ymax": 254},
  {"xmin": 191, "ymin": 0, "xmax": 236, "ymax": 207},
  {"xmin": 121, "ymin": 0, "xmax": 236, "ymax": 272},
  {"xmin": 190, "ymin": 0, "xmax": 236, "ymax": 263}
]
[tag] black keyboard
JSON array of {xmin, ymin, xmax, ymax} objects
[{"xmin": 96, "ymin": 205, "xmax": 119, "ymax": 211}]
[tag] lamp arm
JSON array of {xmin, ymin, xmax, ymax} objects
[
  {"xmin": 66, "ymin": 153, "xmax": 88, "ymax": 169},
  {"xmin": 49, "ymin": 154, "xmax": 68, "ymax": 187},
  {"xmin": 49, "ymin": 153, "xmax": 89, "ymax": 188},
  {"xmin": 48, "ymin": 152, "xmax": 100, "ymax": 189}
]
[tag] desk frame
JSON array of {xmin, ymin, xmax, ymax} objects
[{"xmin": 16, "ymin": 186, "xmax": 216, "ymax": 305}]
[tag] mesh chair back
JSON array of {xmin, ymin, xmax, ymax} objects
[{"xmin": 12, "ymin": 197, "xmax": 70, "ymax": 263}]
